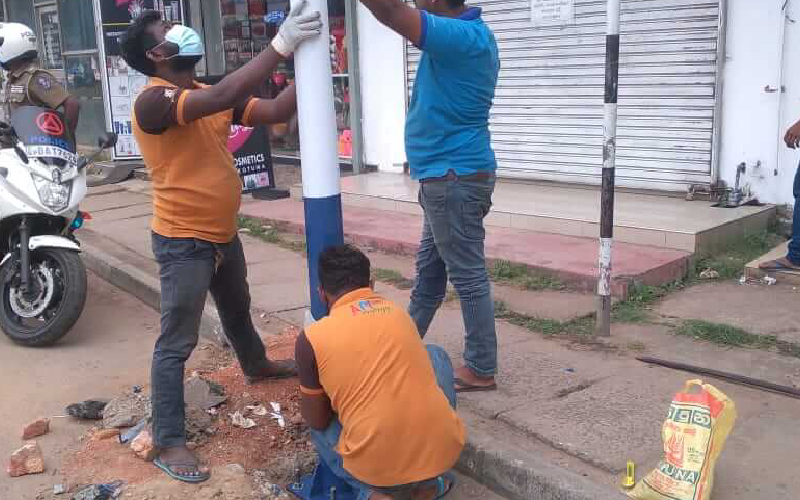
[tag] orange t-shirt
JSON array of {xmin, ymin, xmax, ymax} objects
[
  {"xmin": 132, "ymin": 77, "xmax": 258, "ymax": 243},
  {"xmin": 298, "ymin": 289, "xmax": 466, "ymax": 486}
]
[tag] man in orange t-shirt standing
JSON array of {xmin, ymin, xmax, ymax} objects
[{"xmin": 120, "ymin": 3, "xmax": 321, "ymax": 483}]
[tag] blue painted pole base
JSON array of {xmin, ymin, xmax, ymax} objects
[{"xmin": 304, "ymin": 194, "xmax": 345, "ymax": 320}]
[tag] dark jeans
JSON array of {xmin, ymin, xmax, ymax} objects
[
  {"xmin": 151, "ymin": 233, "xmax": 268, "ymax": 448},
  {"xmin": 408, "ymin": 176, "xmax": 498, "ymax": 377},
  {"xmin": 789, "ymin": 163, "xmax": 800, "ymax": 265},
  {"xmin": 309, "ymin": 345, "xmax": 458, "ymax": 500}
]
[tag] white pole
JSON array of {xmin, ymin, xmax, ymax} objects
[{"xmin": 292, "ymin": 0, "xmax": 345, "ymax": 320}]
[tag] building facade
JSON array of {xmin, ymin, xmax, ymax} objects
[
  {"xmin": 3, "ymin": 0, "xmax": 799, "ymax": 205},
  {"xmin": 360, "ymin": 0, "xmax": 800, "ymax": 206},
  {"xmin": 2, "ymin": 0, "xmax": 360, "ymax": 166}
]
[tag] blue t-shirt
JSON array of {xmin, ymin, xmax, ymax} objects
[{"xmin": 405, "ymin": 8, "xmax": 500, "ymax": 180}]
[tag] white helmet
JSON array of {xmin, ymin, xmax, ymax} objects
[{"xmin": 0, "ymin": 23, "xmax": 37, "ymax": 69}]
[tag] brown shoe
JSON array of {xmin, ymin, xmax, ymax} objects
[{"xmin": 244, "ymin": 359, "xmax": 297, "ymax": 385}]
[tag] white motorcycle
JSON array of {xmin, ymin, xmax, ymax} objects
[{"xmin": 0, "ymin": 105, "xmax": 116, "ymax": 346}]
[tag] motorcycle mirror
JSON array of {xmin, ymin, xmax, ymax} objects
[{"xmin": 98, "ymin": 132, "xmax": 117, "ymax": 150}]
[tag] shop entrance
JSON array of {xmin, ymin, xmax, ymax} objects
[{"xmin": 185, "ymin": 0, "xmax": 358, "ymax": 165}]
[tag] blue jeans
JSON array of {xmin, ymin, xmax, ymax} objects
[
  {"xmin": 408, "ymin": 176, "xmax": 498, "ymax": 377},
  {"xmin": 309, "ymin": 345, "xmax": 457, "ymax": 500},
  {"xmin": 788, "ymin": 163, "xmax": 800, "ymax": 265},
  {"xmin": 151, "ymin": 233, "xmax": 269, "ymax": 448}
]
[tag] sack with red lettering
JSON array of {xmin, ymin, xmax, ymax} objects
[{"xmin": 628, "ymin": 379, "xmax": 737, "ymax": 500}]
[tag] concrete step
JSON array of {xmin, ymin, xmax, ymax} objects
[
  {"xmin": 291, "ymin": 173, "xmax": 776, "ymax": 255},
  {"xmin": 240, "ymin": 198, "xmax": 691, "ymax": 298},
  {"xmin": 745, "ymin": 241, "xmax": 800, "ymax": 286}
]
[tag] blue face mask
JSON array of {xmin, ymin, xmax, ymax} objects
[{"xmin": 155, "ymin": 24, "xmax": 204, "ymax": 59}]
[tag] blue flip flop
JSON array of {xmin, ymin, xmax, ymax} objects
[
  {"xmin": 153, "ymin": 457, "xmax": 211, "ymax": 483},
  {"xmin": 759, "ymin": 259, "xmax": 800, "ymax": 272},
  {"xmin": 434, "ymin": 472, "xmax": 456, "ymax": 500}
]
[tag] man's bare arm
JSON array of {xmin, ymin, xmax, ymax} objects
[
  {"xmin": 62, "ymin": 96, "xmax": 81, "ymax": 140},
  {"xmin": 181, "ymin": 46, "xmax": 287, "ymax": 124},
  {"xmin": 181, "ymin": 1, "xmax": 320, "ymax": 123},
  {"xmin": 247, "ymin": 84, "xmax": 298, "ymax": 125},
  {"xmin": 786, "ymin": 119, "xmax": 800, "ymax": 149},
  {"xmin": 300, "ymin": 392, "xmax": 334, "ymax": 431},
  {"xmin": 358, "ymin": 0, "xmax": 422, "ymax": 46}
]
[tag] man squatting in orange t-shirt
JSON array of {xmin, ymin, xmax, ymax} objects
[
  {"xmin": 296, "ymin": 245, "xmax": 466, "ymax": 500},
  {"xmin": 119, "ymin": 2, "xmax": 321, "ymax": 483}
]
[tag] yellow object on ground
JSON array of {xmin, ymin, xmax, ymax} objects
[
  {"xmin": 628, "ymin": 379, "xmax": 737, "ymax": 500},
  {"xmin": 621, "ymin": 460, "xmax": 636, "ymax": 489}
]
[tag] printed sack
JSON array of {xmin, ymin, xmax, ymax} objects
[{"xmin": 629, "ymin": 379, "xmax": 736, "ymax": 500}]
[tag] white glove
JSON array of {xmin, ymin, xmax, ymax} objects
[{"xmin": 271, "ymin": 0, "xmax": 323, "ymax": 58}]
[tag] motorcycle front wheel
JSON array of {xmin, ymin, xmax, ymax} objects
[{"xmin": 0, "ymin": 248, "xmax": 87, "ymax": 347}]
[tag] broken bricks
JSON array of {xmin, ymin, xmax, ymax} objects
[
  {"xmin": 21, "ymin": 417, "xmax": 50, "ymax": 440},
  {"xmin": 130, "ymin": 427, "xmax": 156, "ymax": 462},
  {"xmin": 92, "ymin": 428, "xmax": 121, "ymax": 441},
  {"xmin": 7, "ymin": 442, "xmax": 45, "ymax": 477}
]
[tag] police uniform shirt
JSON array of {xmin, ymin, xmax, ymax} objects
[{"xmin": 5, "ymin": 62, "xmax": 70, "ymax": 112}]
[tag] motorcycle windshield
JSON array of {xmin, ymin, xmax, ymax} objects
[{"xmin": 10, "ymin": 106, "xmax": 77, "ymax": 168}]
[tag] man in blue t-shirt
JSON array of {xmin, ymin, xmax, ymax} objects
[{"xmin": 359, "ymin": 0, "xmax": 500, "ymax": 393}]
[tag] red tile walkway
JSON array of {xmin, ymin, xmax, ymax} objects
[{"xmin": 241, "ymin": 199, "xmax": 691, "ymax": 298}]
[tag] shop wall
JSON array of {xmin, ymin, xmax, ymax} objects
[
  {"xmin": 718, "ymin": 0, "xmax": 798, "ymax": 205},
  {"xmin": 356, "ymin": 3, "xmax": 406, "ymax": 173},
  {"xmin": 5, "ymin": 0, "xmax": 35, "ymax": 30}
]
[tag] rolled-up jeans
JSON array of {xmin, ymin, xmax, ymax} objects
[
  {"xmin": 151, "ymin": 233, "xmax": 268, "ymax": 448},
  {"xmin": 788, "ymin": 161, "xmax": 800, "ymax": 265},
  {"xmin": 309, "ymin": 345, "xmax": 458, "ymax": 500},
  {"xmin": 408, "ymin": 175, "xmax": 498, "ymax": 377}
]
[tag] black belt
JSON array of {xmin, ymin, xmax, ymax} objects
[{"xmin": 420, "ymin": 170, "xmax": 492, "ymax": 184}]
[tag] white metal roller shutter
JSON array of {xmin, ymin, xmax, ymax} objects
[{"xmin": 405, "ymin": 0, "xmax": 723, "ymax": 191}]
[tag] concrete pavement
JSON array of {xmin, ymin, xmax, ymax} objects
[
  {"xmin": 75, "ymin": 179, "xmax": 800, "ymax": 500},
  {"xmin": 0, "ymin": 272, "xmax": 508, "ymax": 500},
  {"xmin": 0, "ymin": 274, "xmax": 167, "ymax": 500}
]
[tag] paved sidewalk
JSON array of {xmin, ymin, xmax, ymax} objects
[
  {"xmin": 242, "ymin": 199, "xmax": 691, "ymax": 298},
  {"xmin": 79, "ymin": 181, "xmax": 800, "ymax": 500}
]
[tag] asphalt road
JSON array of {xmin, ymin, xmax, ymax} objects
[
  {"xmin": 0, "ymin": 273, "xmax": 506, "ymax": 500},
  {"xmin": 0, "ymin": 273, "xmax": 163, "ymax": 500}
]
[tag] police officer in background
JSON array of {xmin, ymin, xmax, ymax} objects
[{"xmin": 0, "ymin": 23, "xmax": 80, "ymax": 139}]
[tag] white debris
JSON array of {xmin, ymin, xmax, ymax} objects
[
  {"xmin": 699, "ymin": 268, "xmax": 720, "ymax": 280},
  {"xmin": 739, "ymin": 276, "xmax": 747, "ymax": 285},
  {"xmin": 268, "ymin": 402, "xmax": 285, "ymax": 428},
  {"xmin": 762, "ymin": 276, "xmax": 777, "ymax": 286},
  {"xmin": 246, "ymin": 404, "xmax": 268, "ymax": 417},
  {"xmin": 230, "ymin": 411, "xmax": 257, "ymax": 429},
  {"xmin": 272, "ymin": 415, "xmax": 286, "ymax": 429}
]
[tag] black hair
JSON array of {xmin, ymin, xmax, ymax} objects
[
  {"xmin": 318, "ymin": 245, "xmax": 371, "ymax": 297},
  {"xmin": 120, "ymin": 10, "xmax": 162, "ymax": 77},
  {"xmin": 445, "ymin": 0, "xmax": 466, "ymax": 7}
]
